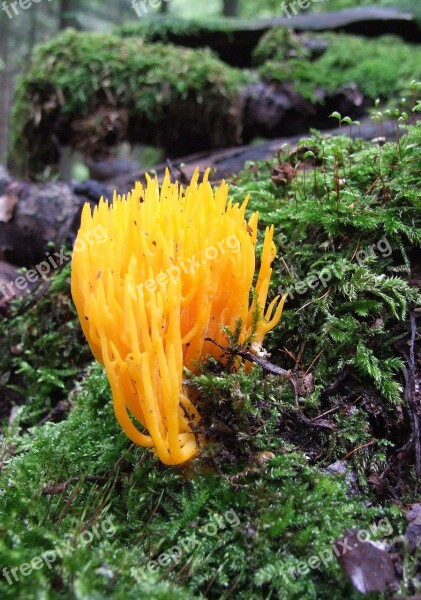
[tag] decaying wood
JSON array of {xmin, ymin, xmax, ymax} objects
[
  {"xmin": 153, "ymin": 8, "xmax": 420, "ymax": 68},
  {"xmin": 110, "ymin": 116, "xmax": 411, "ymax": 192}
]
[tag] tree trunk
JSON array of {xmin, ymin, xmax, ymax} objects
[
  {"xmin": 59, "ymin": 0, "xmax": 80, "ymax": 30},
  {"xmin": 160, "ymin": 1, "xmax": 169, "ymax": 15},
  {"xmin": 0, "ymin": 12, "xmax": 10, "ymax": 167},
  {"xmin": 222, "ymin": 0, "xmax": 239, "ymax": 17},
  {"xmin": 25, "ymin": 7, "xmax": 38, "ymax": 65}
]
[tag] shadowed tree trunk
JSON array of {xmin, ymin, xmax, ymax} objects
[
  {"xmin": 159, "ymin": 0, "xmax": 170, "ymax": 15},
  {"xmin": 222, "ymin": 0, "xmax": 240, "ymax": 17},
  {"xmin": 59, "ymin": 0, "xmax": 80, "ymax": 30},
  {"xmin": 25, "ymin": 6, "xmax": 38, "ymax": 64},
  {"xmin": 0, "ymin": 12, "xmax": 10, "ymax": 166}
]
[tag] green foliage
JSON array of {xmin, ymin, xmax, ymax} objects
[
  {"xmin": 0, "ymin": 264, "xmax": 91, "ymax": 425},
  {"xmin": 254, "ymin": 31, "xmax": 421, "ymax": 102},
  {"xmin": 252, "ymin": 27, "xmax": 310, "ymax": 67},
  {"xmin": 227, "ymin": 113, "xmax": 420, "ymax": 475},
  {"xmin": 0, "ymin": 362, "xmax": 394, "ymax": 599}
]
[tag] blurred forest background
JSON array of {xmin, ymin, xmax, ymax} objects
[{"xmin": 1, "ymin": 0, "xmax": 420, "ymax": 171}]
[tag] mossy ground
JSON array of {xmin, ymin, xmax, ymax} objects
[
  {"xmin": 1, "ymin": 104, "xmax": 420, "ymax": 597},
  {"xmin": 254, "ymin": 30, "xmax": 421, "ymax": 104},
  {"xmin": 0, "ymin": 361, "xmax": 394, "ymax": 600}
]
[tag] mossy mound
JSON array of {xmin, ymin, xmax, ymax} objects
[
  {"xmin": 227, "ymin": 108, "xmax": 421, "ymax": 486},
  {"xmin": 254, "ymin": 30, "xmax": 421, "ymax": 103},
  {"xmin": 12, "ymin": 29, "xmax": 251, "ymax": 176},
  {"xmin": 1, "ymin": 109, "xmax": 420, "ymax": 597},
  {"xmin": 115, "ymin": 15, "xmax": 260, "ymax": 68}
]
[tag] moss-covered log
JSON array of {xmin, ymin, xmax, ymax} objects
[
  {"xmin": 12, "ymin": 26, "xmax": 421, "ymax": 179},
  {"xmin": 12, "ymin": 29, "xmax": 251, "ymax": 177},
  {"xmin": 254, "ymin": 29, "xmax": 421, "ymax": 103},
  {"xmin": 115, "ymin": 8, "xmax": 421, "ymax": 67}
]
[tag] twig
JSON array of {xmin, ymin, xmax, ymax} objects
[
  {"xmin": 321, "ymin": 366, "xmax": 350, "ymax": 396},
  {"xmin": 204, "ymin": 337, "xmax": 292, "ymax": 379},
  {"xmin": 404, "ymin": 312, "xmax": 421, "ymax": 478},
  {"xmin": 165, "ymin": 159, "xmax": 177, "ymax": 181},
  {"xmin": 204, "ymin": 337, "xmax": 334, "ymax": 429},
  {"xmin": 305, "ymin": 349, "xmax": 325, "ymax": 376},
  {"xmin": 342, "ymin": 440, "xmax": 376, "ymax": 461},
  {"xmin": 42, "ymin": 448, "xmax": 133, "ymax": 496},
  {"xmin": 308, "ymin": 394, "xmax": 361, "ymax": 424},
  {"xmin": 295, "ymin": 287, "xmax": 331, "ymax": 313}
]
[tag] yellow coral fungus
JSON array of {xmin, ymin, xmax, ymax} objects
[{"xmin": 71, "ymin": 169, "xmax": 286, "ymax": 465}]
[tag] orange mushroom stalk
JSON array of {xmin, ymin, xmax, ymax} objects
[{"xmin": 71, "ymin": 169, "xmax": 286, "ymax": 465}]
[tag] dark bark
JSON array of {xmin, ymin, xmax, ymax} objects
[
  {"xmin": 159, "ymin": 0, "xmax": 170, "ymax": 15},
  {"xmin": 0, "ymin": 12, "xmax": 10, "ymax": 166},
  {"xmin": 109, "ymin": 115, "xmax": 409, "ymax": 192},
  {"xmin": 58, "ymin": 0, "xmax": 80, "ymax": 30},
  {"xmin": 222, "ymin": 0, "xmax": 240, "ymax": 17},
  {"xmin": 25, "ymin": 6, "xmax": 38, "ymax": 65},
  {"xmin": 148, "ymin": 7, "xmax": 420, "ymax": 68}
]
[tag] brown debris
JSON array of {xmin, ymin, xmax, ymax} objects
[{"xmin": 335, "ymin": 529, "xmax": 396, "ymax": 594}]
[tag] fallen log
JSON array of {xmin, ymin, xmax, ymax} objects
[
  {"xmin": 0, "ymin": 113, "xmax": 413, "ymax": 289},
  {"xmin": 109, "ymin": 115, "xmax": 411, "ymax": 191},
  {"xmin": 134, "ymin": 8, "xmax": 420, "ymax": 68}
]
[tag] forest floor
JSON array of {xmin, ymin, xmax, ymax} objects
[{"xmin": 0, "ymin": 103, "xmax": 420, "ymax": 599}]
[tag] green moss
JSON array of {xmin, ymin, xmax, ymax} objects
[
  {"xmin": 15, "ymin": 29, "xmax": 247, "ymax": 121},
  {"xmin": 0, "ymin": 362, "xmax": 395, "ymax": 599},
  {"xmin": 254, "ymin": 31, "xmax": 421, "ymax": 102},
  {"xmin": 228, "ymin": 110, "xmax": 421, "ymax": 484},
  {"xmin": 114, "ymin": 15, "xmax": 246, "ymax": 41},
  {"xmin": 0, "ymin": 263, "xmax": 92, "ymax": 426}
]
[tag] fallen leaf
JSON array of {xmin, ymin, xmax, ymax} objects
[{"xmin": 271, "ymin": 162, "xmax": 296, "ymax": 186}]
